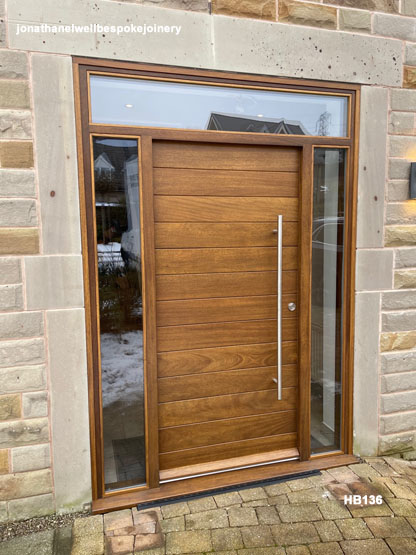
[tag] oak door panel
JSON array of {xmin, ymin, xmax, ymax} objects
[
  {"xmin": 160, "ymin": 411, "xmax": 297, "ymax": 452},
  {"xmin": 159, "ymin": 433, "xmax": 297, "ymax": 470},
  {"xmin": 155, "ymin": 222, "xmax": 298, "ymax": 248},
  {"xmin": 159, "ymin": 387, "xmax": 297, "ymax": 427},
  {"xmin": 158, "ymin": 319, "xmax": 297, "ymax": 352},
  {"xmin": 157, "ymin": 342, "xmax": 298, "ymax": 378},
  {"xmin": 158, "ymin": 365, "xmax": 297, "ymax": 403},
  {"xmin": 153, "ymin": 142, "xmax": 299, "ymax": 171},
  {"xmin": 153, "ymin": 168, "xmax": 299, "ymax": 197},
  {"xmin": 156, "ymin": 271, "xmax": 297, "ymax": 300}
]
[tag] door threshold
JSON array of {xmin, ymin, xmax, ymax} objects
[
  {"xmin": 160, "ymin": 448, "xmax": 299, "ymax": 483},
  {"xmin": 92, "ymin": 453, "xmax": 358, "ymax": 514}
]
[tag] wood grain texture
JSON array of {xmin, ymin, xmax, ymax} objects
[
  {"xmin": 158, "ymin": 342, "xmax": 297, "ymax": 377},
  {"xmin": 153, "ymin": 141, "xmax": 300, "ymax": 171},
  {"xmin": 157, "ymin": 294, "xmax": 297, "ymax": 326},
  {"xmin": 156, "ymin": 271, "xmax": 297, "ymax": 300},
  {"xmin": 153, "ymin": 167, "xmax": 299, "ymax": 197},
  {"xmin": 158, "ymin": 318, "xmax": 297, "ymax": 352},
  {"xmin": 158, "ymin": 365, "xmax": 297, "ymax": 403},
  {"xmin": 160, "ymin": 411, "xmax": 297, "ymax": 452},
  {"xmin": 155, "ymin": 222, "xmax": 298, "ymax": 248},
  {"xmin": 156, "ymin": 246, "xmax": 298, "ymax": 275},
  {"xmin": 159, "ymin": 433, "xmax": 298, "ymax": 470},
  {"xmin": 154, "ymin": 196, "xmax": 298, "ymax": 222},
  {"xmin": 159, "ymin": 387, "xmax": 297, "ymax": 427}
]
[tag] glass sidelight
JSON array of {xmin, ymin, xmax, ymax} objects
[
  {"xmin": 311, "ymin": 148, "xmax": 346, "ymax": 453},
  {"xmin": 92, "ymin": 137, "xmax": 146, "ymax": 491}
]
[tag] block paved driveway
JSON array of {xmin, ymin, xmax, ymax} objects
[{"xmin": 1, "ymin": 457, "xmax": 416, "ymax": 554}]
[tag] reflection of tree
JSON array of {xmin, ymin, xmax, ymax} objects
[{"xmin": 315, "ymin": 111, "xmax": 331, "ymax": 136}]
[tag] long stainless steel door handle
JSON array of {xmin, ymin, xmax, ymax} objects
[{"xmin": 276, "ymin": 215, "xmax": 283, "ymax": 400}]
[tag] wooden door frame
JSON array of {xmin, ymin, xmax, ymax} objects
[{"xmin": 73, "ymin": 57, "xmax": 359, "ymax": 511}]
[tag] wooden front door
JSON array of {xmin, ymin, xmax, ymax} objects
[{"xmin": 152, "ymin": 140, "xmax": 301, "ymax": 480}]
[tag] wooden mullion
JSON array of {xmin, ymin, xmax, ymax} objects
[
  {"xmin": 298, "ymin": 144, "xmax": 313, "ymax": 462},
  {"xmin": 140, "ymin": 135, "xmax": 160, "ymax": 488}
]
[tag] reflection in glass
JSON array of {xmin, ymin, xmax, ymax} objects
[
  {"xmin": 93, "ymin": 137, "xmax": 146, "ymax": 491},
  {"xmin": 90, "ymin": 75, "xmax": 349, "ymax": 137},
  {"xmin": 311, "ymin": 148, "xmax": 346, "ymax": 453}
]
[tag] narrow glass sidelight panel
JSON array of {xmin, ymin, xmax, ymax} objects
[
  {"xmin": 311, "ymin": 148, "xmax": 346, "ymax": 454},
  {"xmin": 92, "ymin": 137, "xmax": 146, "ymax": 491},
  {"xmin": 90, "ymin": 75, "xmax": 349, "ymax": 137}
]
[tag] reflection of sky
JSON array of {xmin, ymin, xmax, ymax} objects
[{"xmin": 90, "ymin": 76, "xmax": 348, "ymax": 137}]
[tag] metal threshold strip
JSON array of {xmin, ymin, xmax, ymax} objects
[{"xmin": 159, "ymin": 455, "xmax": 300, "ymax": 484}]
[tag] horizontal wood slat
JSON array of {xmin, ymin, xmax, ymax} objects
[
  {"xmin": 153, "ymin": 142, "xmax": 300, "ymax": 171},
  {"xmin": 153, "ymin": 168, "xmax": 299, "ymax": 197},
  {"xmin": 156, "ymin": 271, "xmax": 297, "ymax": 300},
  {"xmin": 158, "ymin": 318, "xmax": 297, "ymax": 352},
  {"xmin": 158, "ymin": 342, "xmax": 297, "ymax": 378},
  {"xmin": 158, "ymin": 365, "xmax": 297, "ymax": 403},
  {"xmin": 156, "ymin": 247, "xmax": 297, "ymax": 275},
  {"xmin": 159, "ymin": 387, "xmax": 297, "ymax": 427},
  {"xmin": 159, "ymin": 433, "xmax": 298, "ymax": 470},
  {"xmin": 160, "ymin": 410, "xmax": 297, "ymax": 453},
  {"xmin": 157, "ymin": 294, "xmax": 297, "ymax": 327},
  {"xmin": 154, "ymin": 196, "xmax": 298, "ymax": 222},
  {"xmin": 155, "ymin": 222, "xmax": 298, "ymax": 249}
]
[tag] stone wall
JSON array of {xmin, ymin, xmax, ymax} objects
[{"xmin": 2, "ymin": 0, "xmax": 416, "ymax": 521}]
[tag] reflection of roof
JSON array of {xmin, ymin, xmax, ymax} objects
[
  {"xmin": 94, "ymin": 152, "xmax": 115, "ymax": 171},
  {"xmin": 207, "ymin": 113, "xmax": 307, "ymax": 135}
]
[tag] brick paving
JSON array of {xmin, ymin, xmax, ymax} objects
[{"xmin": 2, "ymin": 457, "xmax": 416, "ymax": 553}]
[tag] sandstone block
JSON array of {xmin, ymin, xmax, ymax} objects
[
  {"xmin": 0, "ymin": 394, "xmax": 21, "ymax": 421},
  {"xmin": 0, "ymin": 312, "xmax": 43, "ymax": 340},
  {"xmin": 0, "ymin": 169, "xmax": 36, "ymax": 197},
  {"xmin": 395, "ymin": 247, "xmax": 416, "ymax": 268},
  {"xmin": 381, "ymin": 350, "xmax": 416, "ymax": 373},
  {"xmin": 383, "ymin": 291, "xmax": 416, "ymax": 310},
  {"xmin": 0, "ymin": 448, "xmax": 8, "ymax": 474},
  {"xmin": 404, "ymin": 66, "xmax": 416, "ymax": 89},
  {"xmin": 382, "ymin": 310, "xmax": 416, "ymax": 332},
  {"xmin": 0, "ymin": 258, "xmax": 21, "ymax": 285},
  {"xmin": 0, "ymin": 50, "xmax": 28, "ymax": 79},
  {"xmin": 279, "ymin": 0, "xmax": 336, "ymax": 29},
  {"xmin": 389, "ymin": 111, "xmax": 415, "ymax": 134},
  {"xmin": 402, "ymin": 0, "xmax": 416, "ymax": 16},
  {"xmin": 388, "ymin": 181, "xmax": 409, "ymax": 201},
  {"xmin": 0, "ymin": 81, "xmax": 30, "ymax": 109},
  {"xmin": 406, "ymin": 43, "xmax": 416, "ymax": 66},
  {"xmin": 325, "ymin": 1, "xmax": 398, "ymax": 14},
  {"xmin": 212, "ymin": 0, "xmax": 275, "ymax": 20},
  {"xmin": 0, "ymin": 365, "xmax": 46, "ymax": 393},
  {"xmin": 382, "ymin": 390, "xmax": 416, "ymax": 413},
  {"xmin": 0, "ymin": 199, "xmax": 37, "ymax": 227},
  {"xmin": 0, "ymin": 467, "xmax": 52, "ymax": 500},
  {"xmin": 395, "ymin": 269, "xmax": 416, "ymax": 288},
  {"xmin": 0, "ymin": 338, "xmax": 45, "ymax": 368},
  {"xmin": 0, "ymin": 229, "xmax": 39, "ymax": 255},
  {"xmin": 373, "ymin": 13, "xmax": 416, "ymax": 41},
  {"xmin": 142, "ymin": 0, "xmax": 207, "ymax": 11},
  {"xmin": 339, "ymin": 9, "xmax": 371, "ymax": 33},
  {"xmin": 0, "ymin": 502, "xmax": 6, "ymax": 523},
  {"xmin": 0, "ymin": 110, "xmax": 31, "ymax": 140},
  {"xmin": 0, "ymin": 141, "xmax": 33, "ymax": 168},
  {"xmin": 391, "ymin": 88, "xmax": 416, "ymax": 111},
  {"xmin": 0, "ymin": 284, "xmax": 23, "ymax": 311},
  {"xmin": 12, "ymin": 443, "xmax": 50, "ymax": 472},
  {"xmin": 0, "ymin": 417, "xmax": 49, "ymax": 448},
  {"xmin": 389, "ymin": 135, "xmax": 416, "ymax": 158},
  {"xmin": 389, "ymin": 159, "xmax": 410, "ymax": 180},
  {"xmin": 23, "ymin": 391, "xmax": 48, "ymax": 418},
  {"xmin": 381, "ymin": 412, "xmax": 416, "ymax": 434},
  {"xmin": 380, "ymin": 330, "xmax": 416, "ymax": 351},
  {"xmin": 8, "ymin": 493, "xmax": 54, "ymax": 521},
  {"xmin": 385, "ymin": 225, "xmax": 416, "ymax": 246}
]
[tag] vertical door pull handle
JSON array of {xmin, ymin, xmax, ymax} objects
[{"xmin": 276, "ymin": 215, "xmax": 283, "ymax": 401}]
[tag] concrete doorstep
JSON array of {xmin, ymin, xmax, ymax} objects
[{"xmin": 1, "ymin": 457, "xmax": 416, "ymax": 554}]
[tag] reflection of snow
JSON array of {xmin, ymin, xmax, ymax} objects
[
  {"xmin": 97, "ymin": 242, "xmax": 122, "ymax": 267},
  {"xmin": 100, "ymin": 330, "xmax": 144, "ymax": 408}
]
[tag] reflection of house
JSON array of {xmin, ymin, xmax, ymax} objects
[
  {"xmin": 207, "ymin": 112, "xmax": 307, "ymax": 134},
  {"xmin": 94, "ymin": 152, "xmax": 115, "ymax": 177}
]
